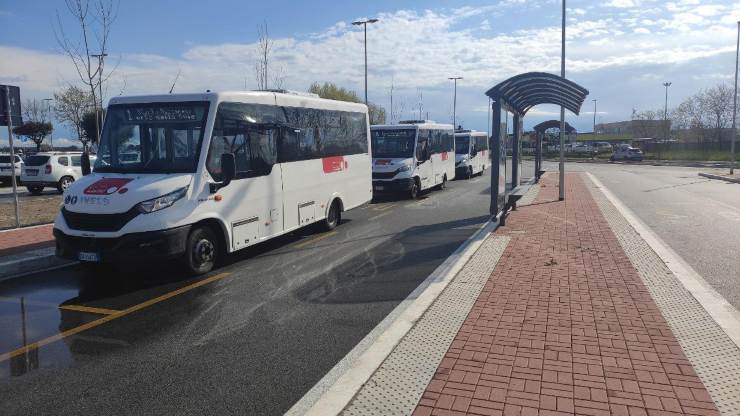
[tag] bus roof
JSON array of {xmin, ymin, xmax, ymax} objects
[
  {"xmin": 108, "ymin": 91, "xmax": 368, "ymax": 113},
  {"xmin": 455, "ymin": 130, "xmax": 488, "ymax": 138},
  {"xmin": 371, "ymin": 121, "xmax": 453, "ymax": 131}
]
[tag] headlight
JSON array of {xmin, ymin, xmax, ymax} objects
[
  {"xmin": 136, "ymin": 186, "xmax": 188, "ymax": 214},
  {"xmin": 397, "ymin": 164, "xmax": 411, "ymax": 172}
]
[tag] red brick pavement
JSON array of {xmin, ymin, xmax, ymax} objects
[
  {"xmin": 413, "ymin": 173, "xmax": 719, "ymax": 416},
  {"xmin": 0, "ymin": 224, "xmax": 54, "ymax": 257}
]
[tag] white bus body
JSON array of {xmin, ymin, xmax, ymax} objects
[
  {"xmin": 53, "ymin": 91, "xmax": 372, "ymax": 274},
  {"xmin": 370, "ymin": 121, "xmax": 455, "ymax": 198},
  {"xmin": 454, "ymin": 131, "xmax": 490, "ymax": 179}
]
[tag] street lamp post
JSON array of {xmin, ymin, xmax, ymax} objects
[
  {"xmin": 352, "ymin": 19, "xmax": 378, "ymax": 105},
  {"xmin": 90, "ymin": 53, "xmax": 108, "ymax": 144},
  {"xmin": 663, "ymin": 82, "xmax": 671, "ymax": 141},
  {"xmin": 42, "ymin": 98, "xmax": 53, "ymax": 151},
  {"xmin": 592, "ymin": 99, "xmax": 597, "ymax": 137},
  {"xmin": 449, "ymin": 77, "xmax": 463, "ymax": 130},
  {"xmin": 731, "ymin": 21, "xmax": 739, "ymax": 175}
]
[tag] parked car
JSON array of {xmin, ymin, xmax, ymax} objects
[
  {"xmin": 0, "ymin": 154, "xmax": 24, "ymax": 185},
  {"xmin": 570, "ymin": 143, "xmax": 595, "ymax": 155},
  {"xmin": 593, "ymin": 142, "xmax": 613, "ymax": 153},
  {"xmin": 610, "ymin": 145, "xmax": 643, "ymax": 162},
  {"xmin": 21, "ymin": 152, "xmax": 90, "ymax": 194}
]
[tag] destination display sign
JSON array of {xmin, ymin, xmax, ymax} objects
[{"xmin": 122, "ymin": 103, "xmax": 206, "ymax": 123}]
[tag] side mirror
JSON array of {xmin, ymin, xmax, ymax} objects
[
  {"xmin": 210, "ymin": 153, "xmax": 236, "ymax": 193},
  {"xmin": 221, "ymin": 153, "xmax": 236, "ymax": 187},
  {"xmin": 81, "ymin": 152, "xmax": 91, "ymax": 176}
]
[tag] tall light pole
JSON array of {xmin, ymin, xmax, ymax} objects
[
  {"xmin": 731, "ymin": 21, "xmax": 739, "ymax": 175},
  {"xmin": 592, "ymin": 99, "xmax": 597, "ymax": 137},
  {"xmin": 559, "ymin": 0, "xmax": 566, "ymax": 201},
  {"xmin": 352, "ymin": 19, "xmax": 378, "ymax": 105},
  {"xmin": 42, "ymin": 98, "xmax": 53, "ymax": 150},
  {"xmin": 90, "ymin": 53, "xmax": 108, "ymax": 144},
  {"xmin": 449, "ymin": 77, "xmax": 463, "ymax": 130},
  {"xmin": 663, "ymin": 82, "xmax": 671, "ymax": 141}
]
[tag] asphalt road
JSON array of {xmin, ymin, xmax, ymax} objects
[
  {"xmin": 550, "ymin": 160, "xmax": 740, "ymax": 310},
  {"xmin": 0, "ymin": 172, "xmax": 496, "ymax": 415}
]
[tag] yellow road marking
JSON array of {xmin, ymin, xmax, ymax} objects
[
  {"xmin": 295, "ymin": 231, "xmax": 337, "ymax": 249},
  {"xmin": 58, "ymin": 304, "xmax": 120, "ymax": 315},
  {"xmin": 368, "ymin": 211, "xmax": 392, "ymax": 221},
  {"xmin": 372, "ymin": 203, "xmax": 396, "ymax": 211},
  {"xmin": 0, "ymin": 272, "xmax": 231, "ymax": 363}
]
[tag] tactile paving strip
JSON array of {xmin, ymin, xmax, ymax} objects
[
  {"xmin": 517, "ymin": 183, "xmax": 541, "ymax": 206},
  {"xmin": 586, "ymin": 177, "xmax": 740, "ymax": 415},
  {"xmin": 341, "ymin": 235, "xmax": 511, "ymax": 416}
]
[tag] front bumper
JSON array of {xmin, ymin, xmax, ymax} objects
[
  {"xmin": 372, "ymin": 178, "xmax": 415, "ymax": 193},
  {"xmin": 54, "ymin": 225, "xmax": 191, "ymax": 263}
]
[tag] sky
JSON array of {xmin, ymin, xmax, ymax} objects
[{"xmin": 1, "ymin": 0, "xmax": 739, "ymax": 147}]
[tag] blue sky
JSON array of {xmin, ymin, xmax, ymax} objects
[{"xmin": 1, "ymin": 0, "xmax": 739, "ymax": 147}]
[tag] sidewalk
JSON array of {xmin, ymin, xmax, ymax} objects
[
  {"xmin": 698, "ymin": 170, "xmax": 740, "ymax": 184},
  {"xmin": 0, "ymin": 224, "xmax": 70, "ymax": 280},
  {"xmin": 323, "ymin": 172, "xmax": 740, "ymax": 416}
]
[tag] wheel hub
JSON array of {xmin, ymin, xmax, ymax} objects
[{"xmin": 193, "ymin": 239, "xmax": 215, "ymax": 265}]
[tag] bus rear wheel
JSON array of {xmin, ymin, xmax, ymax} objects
[
  {"xmin": 185, "ymin": 226, "xmax": 218, "ymax": 275},
  {"xmin": 409, "ymin": 180, "xmax": 420, "ymax": 199},
  {"xmin": 322, "ymin": 200, "xmax": 341, "ymax": 231}
]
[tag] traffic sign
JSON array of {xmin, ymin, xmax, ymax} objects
[{"xmin": 0, "ymin": 85, "xmax": 23, "ymax": 126}]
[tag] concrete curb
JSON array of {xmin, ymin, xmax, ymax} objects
[
  {"xmin": 698, "ymin": 172, "xmax": 740, "ymax": 184},
  {"xmin": 0, "ymin": 247, "xmax": 76, "ymax": 282}
]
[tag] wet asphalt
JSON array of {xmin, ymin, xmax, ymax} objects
[{"xmin": 0, "ymin": 169, "xmax": 510, "ymax": 416}]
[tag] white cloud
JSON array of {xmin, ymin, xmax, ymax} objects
[{"xmin": 606, "ymin": 0, "xmax": 636, "ymax": 8}]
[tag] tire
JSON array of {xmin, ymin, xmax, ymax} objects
[
  {"xmin": 322, "ymin": 200, "xmax": 341, "ymax": 231},
  {"xmin": 185, "ymin": 226, "xmax": 219, "ymax": 275},
  {"xmin": 467, "ymin": 166, "xmax": 473, "ymax": 179},
  {"xmin": 27, "ymin": 185, "xmax": 44, "ymax": 195},
  {"xmin": 57, "ymin": 176, "xmax": 74, "ymax": 194},
  {"xmin": 439, "ymin": 175, "xmax": 447, "ymax": 190},
  {"xmin": 409, "ymin": 179, "xmax": 420, "ymax": 199}
]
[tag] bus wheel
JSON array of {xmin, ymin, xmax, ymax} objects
[
  {"xmin": 467, "ymin": 166, "xmax": 473, "ymax": 179},
  {"xmin": 186, "ymin": 226, "xmax": 218, "ymax": 275},
  {"xmin": 322, "ymin": 200, "xmax": 341, "ymax": 231},
  {"xmin": 409, "ymin": 180, "xmax": 420, "ymax": 199}
]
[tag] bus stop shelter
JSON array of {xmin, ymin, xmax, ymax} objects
[{"xmin": 484, "ymin": 72, "xmax": 588, "ymax": 221}]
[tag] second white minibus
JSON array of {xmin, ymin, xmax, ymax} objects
[
  {"xmin": 53, "ymin": 90, "xmax": 372, "ymax": 274},
  {"xmin": 454, "ymin": 130, "xmax": 490, "ymax": 179},
  {"xmin": 370, "ymin": 121, "xmax": 455, "ymax": 198}
]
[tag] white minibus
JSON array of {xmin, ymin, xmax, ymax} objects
[
  {"xmin": 370, "ymin": 121, "xmax": 455, "ymax": 198},
  {"xmin": 454, "ymin": 130, "xmax": 490, "ymax": 179},
  {"xmin": 53, "ymin": 91, "xmax": 372, "ymax": 274}
]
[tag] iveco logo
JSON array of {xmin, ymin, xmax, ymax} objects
[{"xmin": 64, "ymin": 195, "xmax": 78, "ymax": 205}]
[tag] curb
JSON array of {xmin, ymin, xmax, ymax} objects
[
  {"xmin": 0, "ymin": 247, "xmax": 76, "ymax": 282},
  {"xmin": 698, "ymin": 172, "xmax": 740, "ymax": 184}
]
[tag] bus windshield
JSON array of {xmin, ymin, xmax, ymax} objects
[
  {"xmin": 371, "ymin": 129, "xmax": 416, "ymax": 158},
  {"xmin": 455, "ymin": 136, "xmax": 470, "ymax": 154},
  {"xmin": 94, "ymin": 101, "xmax": 209, "ymax": 174}
]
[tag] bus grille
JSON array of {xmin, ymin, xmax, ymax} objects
[
  {"xmin": 372, "ymin": 170, "xmax": 399, "ymax": 180},
  {"xmin": 61, "ymin": 207, "xmax": 140, "ymax": 232}
]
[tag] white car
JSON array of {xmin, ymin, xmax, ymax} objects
[
  {"xmin": 21, "ymin": 152, "xmax": 88, "ymax": 194},
  {"xmin": 0, "ymin": 154, "xmax": 24, "ymax": 185},
  {"xmin": 610, "ymin": 145, "xmax": 643, "ymax": 162}
]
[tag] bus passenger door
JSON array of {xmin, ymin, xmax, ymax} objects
[{"xmin": 415, "ymin": 135, "xmax": 432, "ymax": 189}]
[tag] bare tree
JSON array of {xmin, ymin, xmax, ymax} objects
[
  {"xmin": 54, "ymin": 86, "xmax": 94, "ymax": 149},
  {"xmin": 55, "ymin": 0, "xmax": 118, "ymax": 143},
  {"xmin": 255, "ymin": 22, "xmax": 272, "ymax": 90},
  {"xmin": 699, "ymin": 83, "xmax": 734, "ymax": 146}
]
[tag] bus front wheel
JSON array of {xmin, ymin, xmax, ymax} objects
[
  {"xmin": 409, "ymin": 180, "xmax": 420, "ymax": 199},
  {"xmin": 185, "ymin": 226, "xmax": 218, "ymax": 275}
]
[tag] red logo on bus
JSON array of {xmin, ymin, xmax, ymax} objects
[
  {"xmin": 84, "ymin": 178, "xmax": 133, "ymax": 195},
  {"xmin": 441, "ymin": 151, "xmax": 449, "ymax": 161},
  {"xmin": 322, "ymin": 156, "xmax": 346, "ymax": 173}
]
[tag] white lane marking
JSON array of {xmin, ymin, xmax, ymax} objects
[
  {"xmin": 587, "ymin": 172, "xmax": 740, "ymax": 349},
  {"xmin": 287, "ymin": 218, "xmax": 500, "ymax": 416}
]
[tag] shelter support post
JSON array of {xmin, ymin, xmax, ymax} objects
[
  {"xmin": 490, "ymin": 100, "xmax": 501, "ymax": 220},
  {"xmin": 512, "ymin": 114, "xmax": 520, "ymax": 188}
]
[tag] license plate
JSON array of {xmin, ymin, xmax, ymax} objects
[
  {"xmin": 374, "ymin": 185, "xmax": 385, "ymax": 191},
  {"xmin": 26, "ymin": 170, "xmax": 37, "ymax": 176},
  {"xmin": 78, "ymin": 252, "xmax": 100, "ymax": 262}
]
